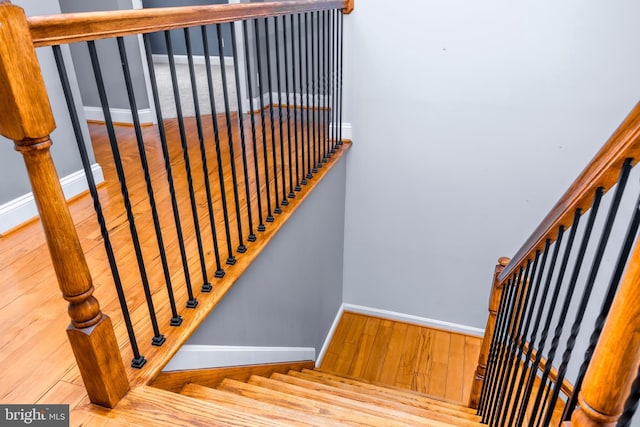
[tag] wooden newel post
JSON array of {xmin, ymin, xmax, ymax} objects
[
  {"xmin": 343, "ymin": 0, "xmax": 354, "ymax": 14},
  {"xmin": 570, "ymin": 239, "xmax": 640, "ymax": 426},
  {"xmin": 0, "ymin": 4, "xmax": 129, "ymax": 408},
  {"xmin": 468, "ymin": 256, "xmax": 510, "ymax": 409}
]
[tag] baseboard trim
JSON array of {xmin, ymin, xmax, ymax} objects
[
  {"xmin": 0, "ymin": 163, "xmax": 104, "ymax": 235},
  {"xmin": 315, "ymin": 304, "xmax": 345, "ymax": 368},
  {"xmin": 84, "ymin": 106, "xmax": 154, "ymax": 125},
  {"xmin": 152, "ymin": 53, "xmax": 234, "ymax": 67},
  {"xmin": 163, "ymin": 345, "xmax": 316, "ymax": 372}
]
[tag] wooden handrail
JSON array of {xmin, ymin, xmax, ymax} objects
[
  {"xmin": 29, "ymin": 0, "xmax": 347, "ymax": 48},
  {"xmin": 570, "ymin": 232, "xmax": 640, "ymax": 426},
  {"xmin": 498, "ymin": 102, "xmax": 640, "ymax": 285},
  {"xmin": 0, "ymin": 3, "xmax": 129, "ymax": 407}
]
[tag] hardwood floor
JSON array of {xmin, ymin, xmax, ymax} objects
[
  {"xmin": 320, "ymin": 311, "xmax": 482, "ymax": 405},
  {"xmin": 0, "ymin": 106, "xmax": 349, "ymax": 418}
]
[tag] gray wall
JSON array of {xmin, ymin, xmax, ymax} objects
[
  {"xmin": 0, "ymin": 0, "xmax": 94, "ymax": 204},
  {"xmin": 187, "ymin": 155, "xmax": 346, "ymax": 353},
  {"xmin": 341, "ymin": 0, "xmax": 640, "ymax": 329},
  {"xmin": 59, "ymin": 0, "xmax": 150, "ymax": 111}
]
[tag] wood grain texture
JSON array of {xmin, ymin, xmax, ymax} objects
[
  {"xmin": 150, "ymin": 360, "xmax": 314, "ymax": 393},
  {"xmin": 28, "ymin": 0, "xmax": 347, "ymax": 47},
  {"xmin": 320, "ymin": 311, "xmax": 482, "ymax": 405},
  {"xmin": 499, "ymin": 103, "xmax": 640, "ymax": 284},
  {"xmin": 570, "ymin": 236, "xmax": 640, "ymax": 426}
]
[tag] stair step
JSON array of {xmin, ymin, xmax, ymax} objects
[
  {"xmin": 218, "ymin": 377, "xmax": 419, "ymax": 426},
  {"xmin": 107, "ymin": 385, "xmax": 288, "ymax": 426},
  {"xmin": 274, "ymin": 372, "xmax": 482, "ymax": 427},
  {"xmin": 180, "ymin": 383, "xmax": 335, "ymax": 427},
  {"xmin": 248, "ymin": 374, "xmax": 461, "ymax": 427},
  {"xmin": 296, "ymin": 369, "xmax": 479, "ymax": 419},
  {"xmin": 308, "ymin": 369, "xmax": 478, "ymax": 414}
]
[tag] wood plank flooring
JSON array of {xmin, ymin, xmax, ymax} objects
[{"xmin": 320, "ymin": 311, "xmax": 483, "ymax": 405}]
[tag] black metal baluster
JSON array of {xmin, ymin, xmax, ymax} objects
[
  {"xmin": 142, "ymin": 34, "xmax": 198, "ymax": 308},
  {"xmin": 564, "ymin": 160, "xmax": 640, "ymax": 420},
  {"xmin": 252, "ymin": 18, "xmax": 278, "ymax": 224},
  {"xmin": 544, "ymin": 165, "xmax": 632, "ymax": 426},
  {"xmin": 493, "ymin": 255, "xmax": 540, "ymax": 425},
  {"xmin": 273, "ymin": 16, "xmax": 285, "ymax": 213},
  {"xmin": 315, "ymin": 11, "xmax": 322, "ymax": 169},
  {"xmin": 528, "ymin": 193, "xmax": 603, "ymax": 426},
  {"xmin": 217, "ymin": 24, "xmax": 247, "ymax": 255},
  {"xmin": 478, "ymin": 276, "xmax": 511, "ymax": 416},
  {"xmin": 506, "ymin": 234, "xmax": 565, "ymax": 427},
  {"xmin": 244, "ymin": 20, "xmax": 267, "ymax": 231},
  {"xmin": 534, "ymin": 378, "xmax": 554, "ymax": 427},
  {"xmin": 53, "ymin": 45, "xmax": 146, "ymax": 368},
  {"xmin": 304, "ymin": 13, "xmax": 313, "ymax": 180},
  {"xmin": 484, "ymin": 272, "xmax": 521, "ymax": 423},
  {"xmin": 262, "ymin": 17, "xmax": 277, "ymax": 219},
  {"xmin": 184, "ymin": 28, "xmax": 222, "ymax": 286},
  {"xmin": 310, "ymin": 12, "xmax": 318, "ymax": 174},
  {"xmin": 88, "ymin": 40, "xmax": 166, "ymax": 346},
  {"xmin": 230, "ymin": 21, "xmax": 257, "ymax": 243},
  {"xmin": 264, "ymin": 18, "xmax": 284, "ymax": 214},
  {"xmin": 516, "ymin": 212, "xmax": 582, "ymax": 427},
  {"xmin": 297, "ymin": 13, "xmax": 308, "ymax": 186},
  {"xmin": 338, "ymin": 12, "xmax": 344, "ymax": 146},
  {"xmin": 329, "ymin": 9, "xmax": 336, "ymax": 154},
  {"xmin": 201, "ymin": 26, "xmax": 235, "ymax": 267},
  {"xmin": 283, "ymin": 15, "xmax": 295, "ymax": 201},
  {"xmin": 322, "ymin": 10, "xmax": 330, "ymax": 162},
  {"xmin": 165, "ymin": 30, "xmax": 210, "ymax": 299},
  {"xmin": 290, "ymin": 14, "xmax": 301, "ymax": 193},
  {"xmin": 117, "ymin": 37, "xmax": 185, "ymax": 321},
  {"xmin": 498, "ymin": 241, "xmax": 552, "ymax": 427},
  {"xmin": 618, "ymin": 365, "xmax": 640, "ymax": 427}
]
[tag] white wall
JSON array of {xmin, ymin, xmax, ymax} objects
[{"xmin": 341, "ymin": 0, "xmax": 640, "ymax": 328}]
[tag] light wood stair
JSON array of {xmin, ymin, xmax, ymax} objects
[{"xmin": 165, "ymin": 368, "xmax": 484, "ymax": 426}]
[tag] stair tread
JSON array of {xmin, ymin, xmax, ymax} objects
[
  {"xmin": 218, "ymin": 377, "xmax": 424, "ymax": 426},
  {"xmin": 297, "ymin": 369, "xmax": 479, "ymax": 418},
  {"xmin": 275, "ymin": 372, "xmax": 482, "ymax": 426},
  {"xmin": 107, "ymin": 385, "xmax": 290, "ymax": 426},
  {"xmin": 248, "ymin": 374, "xmax": 465, "ymax": 427},
  {"xmin": 180, "ymin": 383, "xmax": 336, "ymax": 427},
  {"xmin": 310, "ymin": 369, "xmax": 478, "ymax": 414}
]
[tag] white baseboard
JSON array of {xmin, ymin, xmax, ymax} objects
[
  {"xmin": 152, "ymin": 53, "xmax": 234, "ymax": 67},
  {"xmin": 0, "ymin": 163, "xmax": 104, "ymax": 235},
  {"xmin": 163, "ymin": 345, "xmax": 316, "ymax": 372},
  {"xmin": 316, "ymin": 304, "xmax": 345, "ymax": 368},
  {"xmin": 330, "ymin": 123, "xmax": 353, "ymax": 140},
  {"xmin": 84, "ymin": 106, "xmax": 154, "ymax": 125}
]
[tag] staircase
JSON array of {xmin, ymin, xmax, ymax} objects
[{"xmin": 96, "ymin": 368, "xmax": 483, "ymax": 426}]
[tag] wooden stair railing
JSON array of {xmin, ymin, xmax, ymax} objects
[
  {"xmin": 1, "ymin": 0, "xmax": 354, "ymax": 410},
  {"xmin": 470, "ymin": 102, "xmax": 640, "ymax": 426},
  {"xmin": 0, "ymin": 4, "xmax": 128, "ymax": 407}
]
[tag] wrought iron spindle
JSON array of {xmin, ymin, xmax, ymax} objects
[
  {"xmin": 498, "ymin": 241, "xmax": 552, "ymax": 427},
  {"xmin": 515, "ymin": 212, "xmax": 582, "ymax": 427},
  {"xmin": 117, "ymin": 37, "xmax": 185, "ymax": 319},
  {"xmin": 273, "ymin": 16, "xmax": 285, "ymax": 213},
  {"xmin": 304, "ymin": 13, "xmax": 313, "ymax": 180},
  {"xmin": 244, "ymin": 19, "xmax": 267, "ymax": 231},
  {"xmin": 310, "ymin": 12, "xmax": 318, "ymax": 173},
  {"xmin": 563, "ymin": 161, "xmax": 640, "ymax": 420},
  {"xmin": 53, "ymin": 45, "xmax": 146, "ymax": 368},
  {"xmin": 297, "ymin": 13, "xmax": 308, "ymax": 186},
  {"xmin": 142, "ymin": 34, "xmax": 199, "ymax": 307},
  {"xmin": 184, "ymin": 28, "xmax": 221, "ymax": 287},
  {"xmin": 261, "ymin": 17, "xmax": 276, "ymax": 220},
  {"xmin": 201, "ymin": 26, "xmax": 235, "ymax": 267},
  {"xmin": 290, "ymin": 14, "xmax": 301, "ymax": 193},
  {"xmin": 315, "ymin": 11, "xmax": 323, "ymax": 169},
  {"xmin": 87, "ymin": 40, "xmax": 166, "ymax": 345},
  {"xmin": 283, "ymin": 15, "xmax": 295, "ymax": 201},
  {"xmin": 543, "ymin": 165, "xmax": 632, "ymax": 426},
  {"xmin": 165, "ymin": 30, "xmax": 210, "ymax": 295},
  {"xmin": 217, "ymin": 23, "xmax": 247, "ymax": 254},
  {"xmin": 338, "ymin": 12, "xmax": 344, "ymax": 146},
  {"xmin": 231, "ymin": 21, "xmax": 257, "ymax": 243},
  {"xmin": 527, "ymin": 193, "xmax": 603, "ymax": 426},
  {"xmin": 322, "ymin": 10, "xmax": 329, "ymax": 161},
  {"xmin": 329, "ymin": 9, "xmax": 336, "ymax": 154},
  {"xmin": 262, "ymin": 18, "xmax": 284, "ymax": 214}
]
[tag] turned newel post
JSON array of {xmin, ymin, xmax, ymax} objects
[
  {"xmin": 468, "ymin": 256, "xmax": 510, "ymax": 409},
  {"xmin": 0, "ymin": 4, "xmax": 128, "ymax": 407},
  {"xmin": 570, "ymin": 239, "xmax": 640, "ymax": 426}
]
